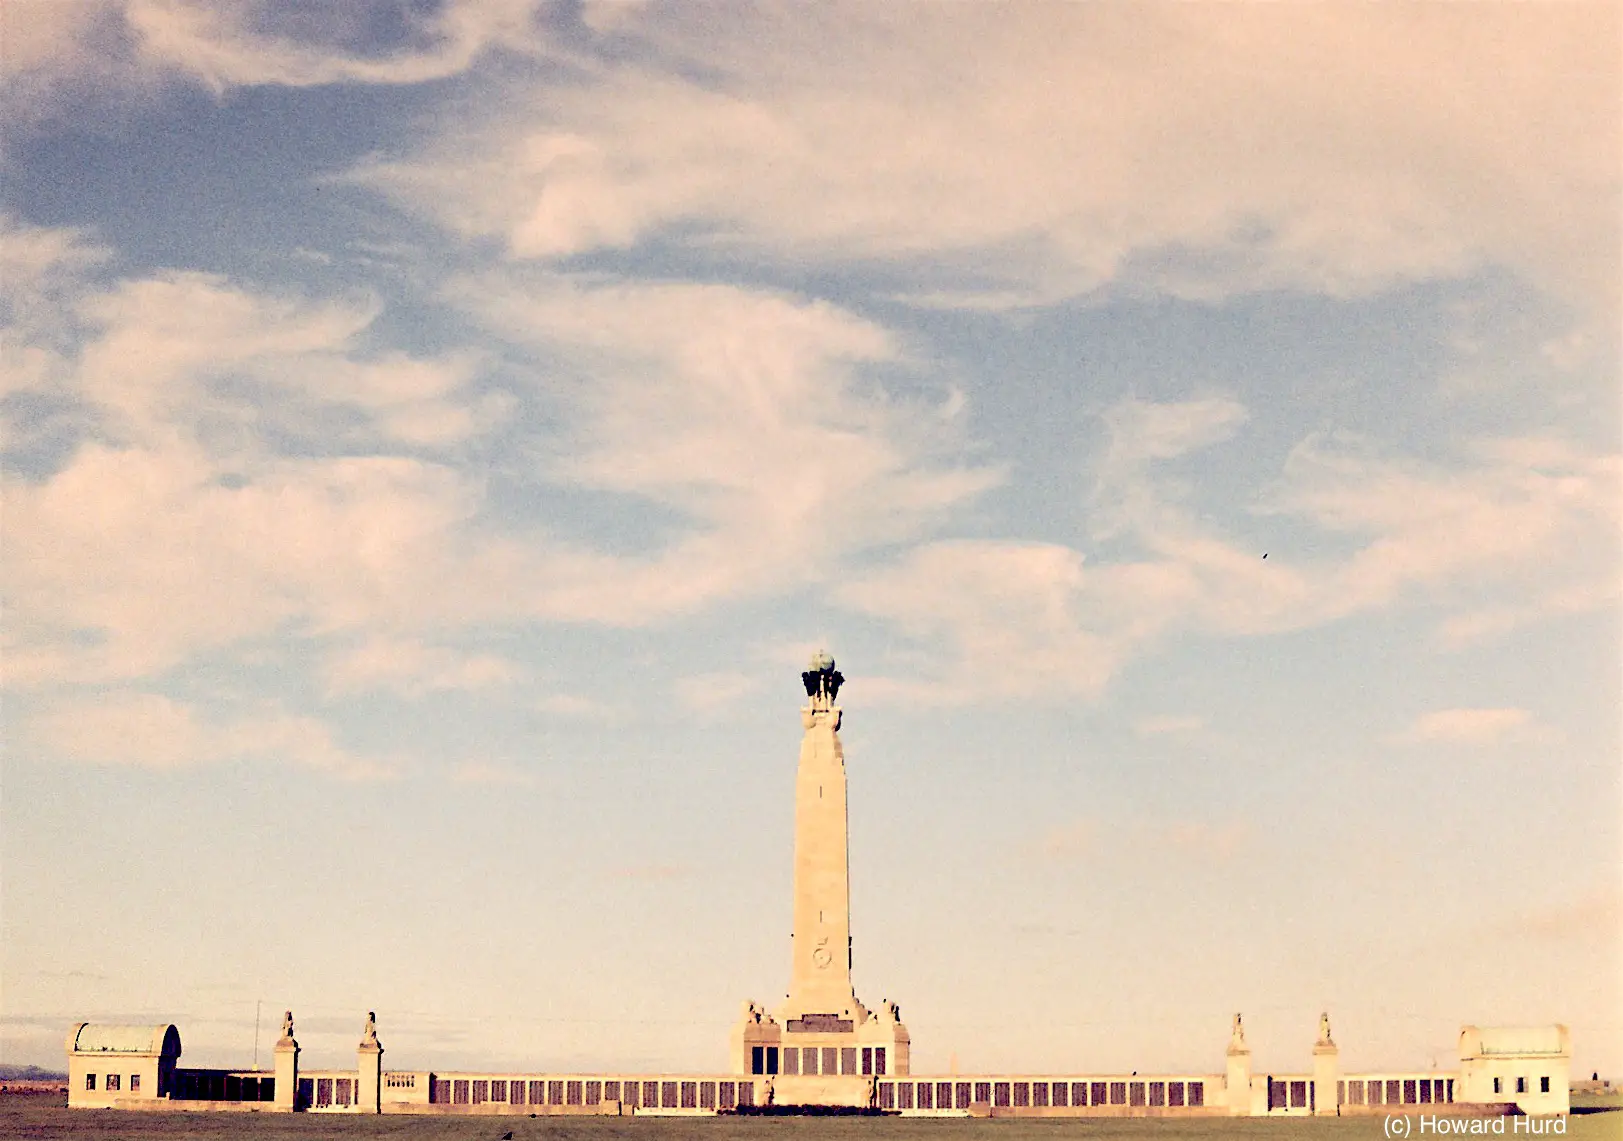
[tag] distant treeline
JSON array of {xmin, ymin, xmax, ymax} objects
[{"xmin": 0, "ymin": 1065, "xmax": 66, "ymax": 1081}]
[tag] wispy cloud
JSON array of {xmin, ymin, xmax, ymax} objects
[
  {"xmin": 1390, "ymin": 707, "xmax": 1552, "ymax": 747},
  {"xmin": 24, "ymin": 692, "xmax": 392, "ymax": 779},
  {"xmin": 321, "ymin": 638, "xmax": 522, "ymax": 699}
]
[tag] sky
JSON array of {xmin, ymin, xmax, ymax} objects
[{"xmin": 2, "ymin": 0, "xmax": 1619, "ymax": 1083}]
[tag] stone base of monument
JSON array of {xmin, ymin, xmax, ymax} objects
[{"xmin": 769, "ymin": 1074, "xmax": 874, "ymax": 1107}]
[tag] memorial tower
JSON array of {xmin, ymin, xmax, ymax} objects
[{"xmin": 730, "ymin": 653, "xmax": 909, "ymax": 1103}]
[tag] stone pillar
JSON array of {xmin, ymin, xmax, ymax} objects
[
  {"xmin": 1312, "ymin": 1013, "xmax": 1340, "ymax": 1116},
  {"xmin": 272, "ymin": 1011, "xmax": 300, "ymax": 1112},
  {"xmin": 1225, "ymin": 1013, "xmax": 1253, "ymax": 1116},
  {"xmin": 356, "ymin": 1012, "xmax": 383, "ymax": 1114}
]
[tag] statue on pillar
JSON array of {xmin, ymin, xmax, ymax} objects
[
  {"xmin": 280, "ymin": 1011, "xmax": 295, "ymax": 1042},
  {"xmin": 801, "ymin": 651, "xmax": 844, "ymax": 705},
  {"xmin": 1229, "ymin": 1013, "xmax": 1247, "ymax": 1052},
  {"xmin": 1317, "ymin": 1011, "xmax": 1334, "ymax": 1047},
  {"xmin": 361, "ymin": 1011, "xmax": 379, "ymax": 1047}
]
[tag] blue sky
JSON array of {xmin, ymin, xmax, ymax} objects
[{"xmin": 2, "ymin": 1, "xmax": 1618, "ymax": 1082}]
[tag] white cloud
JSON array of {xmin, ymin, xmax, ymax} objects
[
  {"xmin": 24, "ymin": 692, "xmax": 391, "ymax": 778},
  {"xmin": 672, "ymin": 671, "xmax": 761, "ymax": 715},
  {"xmin": 355, "ymin": 5, "xmax": 1619, "ymax": 314},
  {"xmin": 321, "ymin": 638, "xmax": 522, "ymax": 698},
  {"xmin": 1392, "ymin": 708, "xmax": 1548, "ymax": 747}
]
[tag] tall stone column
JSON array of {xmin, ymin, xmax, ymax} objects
[
  {"xmin": 356, "ymin": 1012, "xmax": 383, "ymax": 1114},
  {"xmin": 1312, "ymin": 1012, "xmax": 1340, "ymax": 1116},
  {"xmin": 272, "ymin": 1011, "xmax": 300, "ymax": 1112},
  {"xmin": 1225, "ymin": 1013, "xmax": 1254, "ymax": 1116},
  {"xmin": 782, "ymin": 652, "xmax": 866, "ymax": 1024}
]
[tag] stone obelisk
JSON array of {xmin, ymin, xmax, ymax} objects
[{"xmin": 783, "ymin": 650, "xmax": 866, "ymax": 1022}]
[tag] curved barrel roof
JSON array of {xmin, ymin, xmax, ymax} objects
[{"xmin": 68, "ymin": 1024, "xmax": 181, "ymax": 1056}]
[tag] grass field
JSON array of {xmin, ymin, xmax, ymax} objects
[{"xmin": 3, "ymin": 1097, "xmax": 1619, "ymax": 1141}]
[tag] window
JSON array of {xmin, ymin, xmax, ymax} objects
[
  {"xmin": 1052, "ymin": 1082, "xmax": 1067, "ymax": 1107},
  {"xmin": 898, "ymin": 1082, "xmax": 914, "ymax": 1109},
  {"xmin": 453, "ymin": 1079, "xmax": 470, "ymax": 1105},
  {"xmin": 602, "ymin": 1081, "xmax": 618, "ymax": 1102},
  {"xmin": 491, "ymin": 1080, "xmax": 507, "ymax": 1103},
  {"xmin": 336, "ymin": 1078, "xmax": 352, "ymax": 1107},
  {"xmin": 1188, "ymin": 1082, "xmax": 1204, "ymax": 1107},
  {"xmin": 956, "ymin": 1082, "xmax": 971, "ymax": 1109},
  {"xmin": 994, "ymin": 1081, "xmax": 1009, "ymax": 1107},
  {"xmin": 472, "ymin": 1080, "xmax": 487, "ymax": 1105},
  {"xmin": 975, "ymin": 1082, "xmax": 991, "ymax": 1104},
  {"xmin": 1014, "ymin": 1082, "xmax": 1030, "ymax": 1107},
  {"xmin": 1541, "ymin": 1077, "xmax": 1550, "ymax": 1094},
  {"xmin": 841, "ymin": 1048, "xmax": 856, "ymax": 1075},
  {"xmin": 1516, "ymin": 1077, "xmax": 1527, "ymax": 1095},
  {"xmin": 861, "ymin": 1048, "xmax": 872, "ymax": 1075},
  {"xmin": 1092, "ymin": 1081, "xmax": 1108, "ymax": 1106},
  {"xmin": 107, "ymin": 1074, "xmax": 121, "ymax": 1092},
  {"xmin": 1131, "ymin": 1081, "xmax": 1147, "ymax": 1107},
  {"xmin": 1348, "ymin": 1081, "xmax": 1365, "ymax": 1105},
  {"xmin": 432, "ymin": 1079, "xmax": 450, "ymax": 1103},
  {"xmin": 1033, "ymin": 1081, "xmax": 1048, "ymax": 1107},
  {"xmin": 1387, "ymin": 1080, "xmax": 1401, "ymax": 1104},
  {"xmin": 585, "ymin": 1081, "xmax": 600, "ymax": 1106},
  {"xmin": 1420, "ymin": 1080, "xmax": 1433, "ymax": 1103},
  {"xmin": 1169, "ymin": 1081, "xmax": 1185, "ymax": 1107},
  {"xmin": 767, "ymin": 1048, "xmax": 779, "ymax": 1075},
  {"xmin": 1110, "ymin": 1081, "xmax": 1127, "ymax": 1105},
  {"xmin": 681, "ymin": 1081, "xmax": 697, "ymax": 1108},
  {"xmin": 937, "ymin": 1082, "xmax": 952, "ymax": 1108},
  {"xmin": 875, "ymin": 1048, "xmax": 886, "ymax": 1076},
  {"xmin": 783, "ymin": 1047, "xmax": 799, "ymax": 1075},
  {"xmin": 917, "ymin": 1081, "xmax": 933, "ymax": 1109},
  {"xmin": 662, "ymin": 1080, "xmax": 677, "ymax": 1108},
  {"xmin": 642, "ymin": 1080, "xmax": 658, "ymax": 1107},
  {"xmin": 752, "ymin": 1046, "xmax": 764, "ymax": 1074},
  {"xmin": 719, "ymin": 1081, "xmax": 735, "ymax": 1109},
  {"xmin": 737, "ymin": 1081, "xmax": 753, "ymax": 1107},
  {"xmin": 700, "ymin": 1082, "xmax": 716, "ymax": 1109},
  {"xmin": 1149, "ymin": 1081, "xmax": 1165, "ymax": 1107},
  {"xmin": 529, "ymin": 1080, "xmax": 545, "ymax": 1105},
  {"xmin": 317, "ymin": 1078, "xmax": 334, "ymax": 1107},
  {"xmin": 567, "ymin": 1080, "xmax": 583, "ymax": 1105},
  {"xmin": 86, "ymin": 1074, "xmax": 97, "ymax": 1091},
  {"xmin": 1403, "ymin": 1080, "xmax": 1417, "ymax": 1104},
  {"xmin": 823, "ymin": 1047, "xmax": 837, "ymax": 1076},
  {"xmin": 879, "ymin": 1083, "xmax": 895, "ymax": 1109},
  {"xmin": 510, "ymin": 1080, "xmax": 525, "ymax": 1104}
]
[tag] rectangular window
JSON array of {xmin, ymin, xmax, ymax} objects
[
  {"xmin": 1079, "ymin": 1082, "xmax": 1094, "ymax": 1106},
  {"xmin": 700, "ymin": 1081, "xmax": 716, "ymax": 1109},
  {"xmin": 898, "ymin": 1082, "xmax": 914, "ymax": 1109},
  {"xmin": 1052, "ymin": 1081, "xmax": 1068, "ymax": 1107},
  {"xmin": 917, "ymin": 1082, "xmax": 933, "ymax": 1109},
  {"xmin": 1540, "ymin": 1077, "xmax": 1550, "ymax": 1094},
  {"xmin": 261, "ymin": 1078, "xmax": 275, "ymax": 1102},
  {"xmin": 681, "ymin": 1081, "xmax": 697, "ymax": 1108},
  {"xmin": 1033, "ymin": 1081, "xmax": 1048, "ymax": 1107},
  {"xmin": 1403, "ymin": 1080, "xmax": 1417, "ymax": 1104},
  {"xmin": 662, "ymin": 1080, "xmax": 678, "ymax": 1108},
  {"xmin": 1131, "ymin": 1081, "xmax": 1147, "ymax": 1107},
  {"xmin": 767, "ymin": 1048, "xmax": 779, "ymax": 1075},
  {"xmin": 107, "ymin": 1074, "xmax": 121, "ymax": 1092},
  {"xmin": 472, "ymin": 1080, "xmax": 487, "ymax": 1105},
  {"xmin": 130, "ymin": 1074, "xmax": 141, "ymax": 1094},
  {"xmin": 841, "ymin": 1048, "xmax": 856, "ymax": 1076},
  {"xmin": 336, "ymin": 1078, "xmax": 352, "ymax": 1107},
  {"xmin": 491, "ymin": 1080, "xmax": 507, "ymax": 1103},
  {"xmin": 956, "ymin": 1082, "xmax": 971, "ymax": 1109},
  {"xmin": 1516, "ymin": 1077, "xmax": 1527, "ymax": 1095},
  {"xmin": 752, "ymin": 1046, "xmax": 764, "ymax": 1075},
  {"xmin": 1388, "ymin": 1080, "xmax": 1402, "ymax": 1104},
  {"xmin": 719, "ymin": 1082, "xmax": 735, "ymax": 1109},
  {"xmin": 783, "ymin": 1047, "xmax": 799, "ymax": 1075},
  {"xmin": 823, "ymin": 1047, "xmax": 838, "ymax": 1076},
  {"xmin": 585, "ymin": 1081, "xmax": 600, "ymax": 1106},
  {"xmin": 994, "ymin": 1081, "xmax": 1010, "ymax": 1107},
  {"xmin": 529, "ymin": 1080, "xmax": 545, "ymax": 1105},
  {"xmin": 1337, "ymin": 1080, "xmax": 1346, "ymax": 1106},
  {"xmin": 803, "ymin": 1046, "xmax": 818, "ymax": 1075},
  {"xmin": 453, "ymin": 1079, "xmax": 469, "ymax": 1105},
  {"xmin": 1014, "ymin": 1082, "xmax": 1030, "ymax": 1107},
  {"xmin": 1368, "ymin": 1079, "xmax": 1382, "ymax": 1104},
  {"xmin": 1149, "ymin": 1081, "xmax": 1165, "ymax": 1107},
  {"xmin": 875, "ymin": 1048, "xmax": 886, "ymax": 1076},
  {"xmin": 1290, "ymin": 1080, "xmax": 1307, "ymax": 1108},
  {"xmin": 642, "ymin": 1080, "xmax": 658, "ymax": 1107},
  {"xmin": 1420, "ymin": 1079, "xmax": 1433, "ymax": 1103},
  {"xmin": 1188, "ymin": 1082, "xmax": 1204, "ymax": 1107},
  {"xmin": 432, "ymin": 1079, "xmax": 449, "ymax": 1103},
  {"xmin": 862, "ymin": 1047, "xmax": 873, "ymax": 1075},
  {"xmin": 1348, "ymin": 1081, "xmax": 1364, "ymax": 1105},
  {"xmin": 1493, "ymin": 1077, "xmax": 1502, "ymax": 1095},
  {"xmin": 603, "ymin": 1081, "xmax": 618, "ymax": 1103},
  {"xmin": 547, "ymin": 1080, "xmax": 563, "ymax": 1105},
  {"xmin": 975, "ymin": 1081, "xmax": 991, "ymax": 1104},
  {"xmin": 737, "ymin": 1081, "xmax": 753, "ymax": 1107},
  {"xmin": 1447, "ymin": 1079, "xmax": 1454, "ymax": 1103},
  {"xmin": 879, "ymin": 1083, "xmax": 894, "ymax": 1109},
  {"xmin": 567, "ymin": 1080, "xmax": 582, "ymax": 1105},
  {"xmin": 317, "ymin": 1078, "xmax": 334, "ymax": 1108},
  {"xmin": 1169, "ymin": 1081, "xmax": 1185, "ymax": 1107},
  {"xmin": 1110, "ymin": 1081, "xmax": 1127, "ymax": 1105},
  {"xmin": 937, "ymin": 1081, "xmax": 953, "ymax": 1108},
  {"xmin": 86, "ymin": 1074, "xmax": 96, "ymax": 1091}
]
